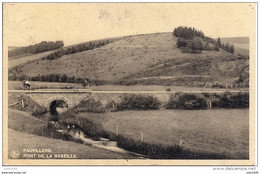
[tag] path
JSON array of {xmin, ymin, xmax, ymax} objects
[{"xmin": 8, "ymin": 89, "xmax": 249, "ymax": 94}]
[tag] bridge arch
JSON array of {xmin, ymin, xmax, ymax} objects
[{"xmin": 47, "ymin": 96, "xmax": 73, "ymax": 111}]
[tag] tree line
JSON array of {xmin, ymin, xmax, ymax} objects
[
  {"xmin": 173, "ymin": 26, "xmax": 235, "ymax": 54},
  {"xmin": 8, "ymin": 41, "xmax": 64, "ymax": 57},
  {"xmin": 173, "ymin": 26, "xmax": 205, "ymax": 40},
  {"xmin": 43, "ymin": 40, "xmax": 111, "ymax": 60},
  {"xmin": 8, "ymin": 70, "xmax": 110, "ymax": 86},
  {"xmin": 217, "ymin": 38, "xmax": 235, "ymax": 54}
]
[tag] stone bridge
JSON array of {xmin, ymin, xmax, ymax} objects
[
  {"xmin": 9, "ymin": 90, "xmax": 92, "ymax": 111},
  {"xmin": 8, "ymin": 89, "xmax": 248, "ymax": 111}
]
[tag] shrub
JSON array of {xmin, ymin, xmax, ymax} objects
[
  {"xmin": 166, "ymin": 93, "xmax": 207, "ymax": 110},
  {"xmin": 58, "ymin": 116, "xmax": 105, "ymax": 138},
  {"xmin": 176, "ymin": 38, "xmax": 188, "ymax": 48},
  {"xmin": 187, "ymin": 39, "xmax": 203, "ymax": 51},
  {"xmin": 32, "ymin": 106, "xmax": 47, "ymax": 117},
  {"xmin": 116, "ymin": 95, "xmax": 161, "ymax": 111},
  {"xmin": 32, "ymin": 124, "xmax": 75, "ymax": 141},
  {"xmin": 166, "ymin": 88, "xmax": 171, "ymax": 91},
  {"xmin": 211, "ymin": 83, "xmax": 225, "ymax": 88},
  {"xmin": 212, "ymin": 92, "xmax": 249, "ymax": 108},
  {"xmin": 73, "ymin": 99, "xmax": 105, "ymax": 113}
]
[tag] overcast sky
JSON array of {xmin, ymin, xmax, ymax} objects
[{"xmin": 4, "ymin": 3, "xmax": 256, "ymax": 47}]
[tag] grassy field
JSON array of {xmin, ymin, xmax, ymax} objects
[
  {"xmin": 8, "ymin": 49, "xmax": 58, "ymax": 69},
  {"xmin": 78, "ymin": 109, "xmax": 249, "ymax": 159},
  {"xmin": 8, "ymin": 109, "xmax": 134, "ymax": 159},
  {"xmin": 8, "ymin": 129, "xmax": 133, "ymax": 159},
  {"xmin": 8, "ymin": 109, "xmax": 46, "ymax": 134}
]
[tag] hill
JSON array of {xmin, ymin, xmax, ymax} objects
[
  {"xmin": 9, "ymin": 33, "xmax": 249, "ymax": 87},
  {"xmin": 8, "ymin": 36, "xmax": 123, "ymax": 69}
]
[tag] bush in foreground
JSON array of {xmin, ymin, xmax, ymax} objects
[
  {"xmin": 73, "ymin": 99, "xmax": 106, "ymax": 113},
  {"xmin": 212, "ymin": 92, "xmax": 249, "ymax": 108},
  {"xmin": 116, "ymin": 95, "xmax": 161, "ymax": 111},
  {"xmin": 32, "ymin": 106, "xmax": 47, "ymax": 117},
  {"xmin": 166, "ymin": 93, "xmax": 207, "ymax": 110}
]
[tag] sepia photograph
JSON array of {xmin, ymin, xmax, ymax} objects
[{"xmin": 2, "ymin": 2, "xmax": 256, "ymax": 166}]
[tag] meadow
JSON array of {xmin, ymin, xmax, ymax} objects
[{"xmin": 78, "ymin": 109, "xmax": 249, "ymax": 159}]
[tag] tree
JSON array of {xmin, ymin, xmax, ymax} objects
[
  {"xmin": 217, "ymin": 37, "xmax": 221, "ymax": 48},
  {"xmin": 230, "ymin": 45, "xmax": 235, "ymax": 54},
  {"xmin": 61, "ymin": 74, "xmax": 68, "ymax": 82}
]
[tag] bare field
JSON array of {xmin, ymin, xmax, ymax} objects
[{"xmin": 79, "ymin": 109, "xmax": 249, "ymax": 159}]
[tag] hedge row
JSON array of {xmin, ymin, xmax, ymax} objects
[
  {"xmin": 68, "ymin": 93, "xmax": 249, "ymax": 114},
  {"xmin": 113, "ymin": 93, "xmax": 249, "ymax": 111}
]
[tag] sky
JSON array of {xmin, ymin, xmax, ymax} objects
[{"xmin": 3, "ymin": 3, "xmax": 256, "ymax": 47}]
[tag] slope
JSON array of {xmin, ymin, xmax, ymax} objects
[{"xmin": 15, "ymin": 33, "xmax": 243, "ymax": 86}]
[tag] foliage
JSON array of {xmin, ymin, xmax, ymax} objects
[
  {"xmin": 173, "ymin": 26, "xmax": 235, "ymax": 54},
  {"xmin": 43, "ymin": 41, "xmax": 111, "ymax": 60},
  {"xmin": 166, "ymin": 93, "xmax": 207, "ymax": 110},
  {"xmin": 166, "ymin": 88, "xmax": 171, "ymax": 91},
  {"xmin": 116, "ymin": 95, "xmax": 161, "ymax": 111},
  {"xmin": 212, "ymin": 92, "xmax": 249, "ymax": 108},
  {"xmin": 8, "ymin": 71, "xmax": 111, "ymax": 86},
  {"xmin": 176, "ymin": 38, "xmax": 188, "ymax": 47},
  {"xmin": 173, "ymin": 26, "xmax": 205, "ymax": 40},
  {"xmin": 8, "ymin": 41, "xmax": 64, "ymax": 57},
  {"xmin": 33, "ymin": 124, "xmax": 75, "ymax": 141},
  {"xmin": 73, "ymin": 99, "xmax": 106, "ymax": 113},
  {"xmin": 32, "ymin": 106, "xmax": 47, "ymax": 117},
  {"xmin": 58, "ymin": 116, "xmax": 105, "ymax": 138},
  {"xmin": 187, "ymin": 39, "xmax": 203, "ymax": 51}
]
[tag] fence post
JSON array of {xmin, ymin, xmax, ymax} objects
[
  {"xmin": 208, "ymin": 100, "xmax": 212, "ymax": 109},
  {"xmin": 179, "ymin": 139, "xmax": 182, "ymax": 148},
  {"xmin": 21, "ymin": 99, "xmax": 24, "ymax": 109},
  {"xmin": 141, "ymin": 132, "xmax": 144, "ymax": 142},
  {"xmin": 116, "ymin": 125, "xmax": 119, "ymax": 135}
]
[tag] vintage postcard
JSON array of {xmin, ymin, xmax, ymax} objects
[{"xmin": 3, "ymin": 2, "xmax": 256, "ymax": 166}]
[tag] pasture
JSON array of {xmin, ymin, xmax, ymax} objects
[{"xmin": 78, "ymin": 109, "xmax": 249, "ymax": 159}]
